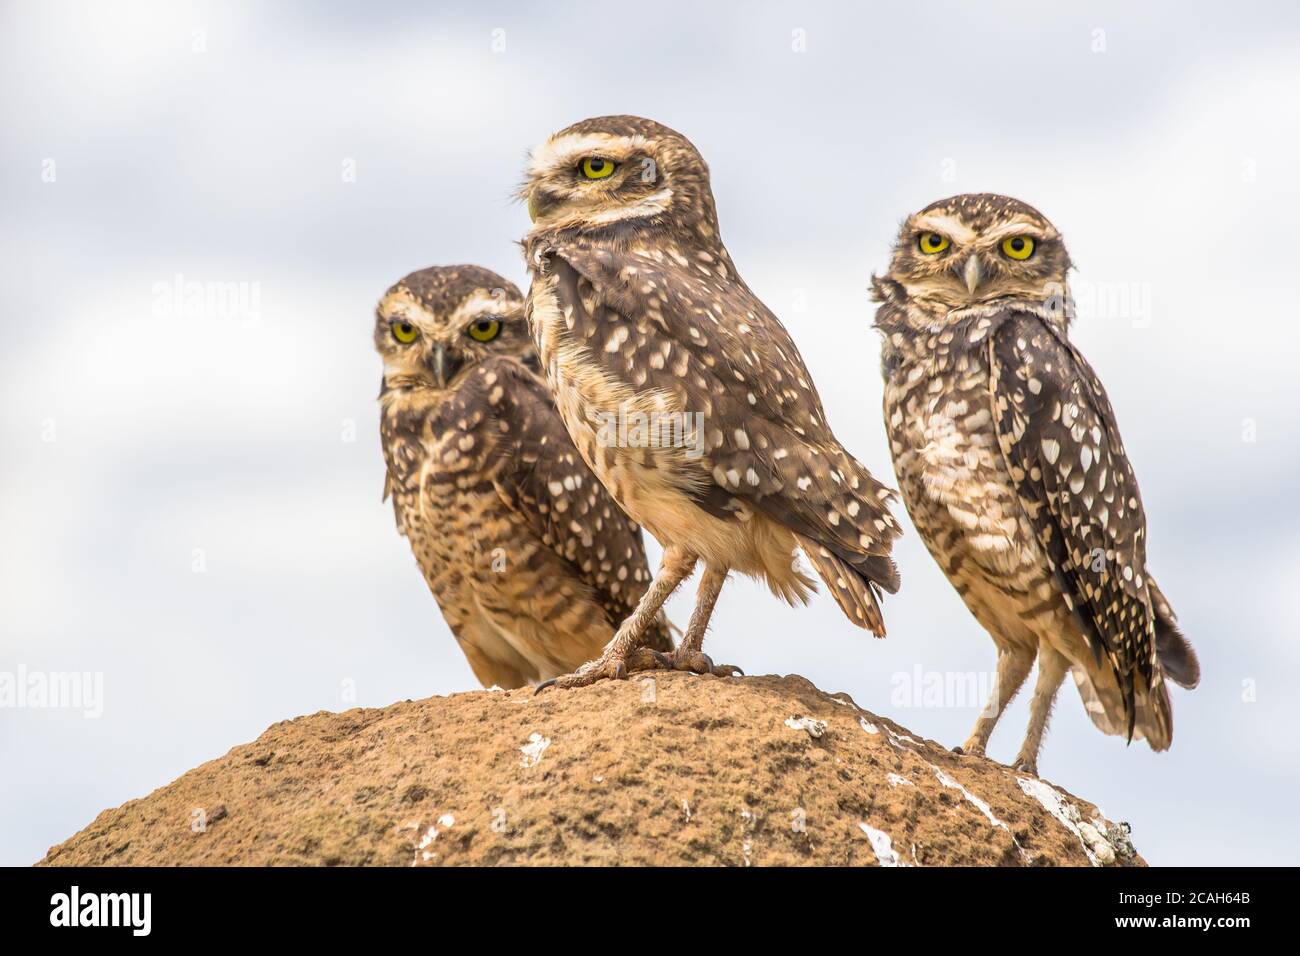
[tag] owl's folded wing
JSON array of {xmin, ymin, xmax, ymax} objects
[
  {"xmin": 543, "ymin": 245, "xmax": 901, "ymax": 605},
  {"xmin": 476, "ymin": 358, "xmax": 672, "ymax": 650},
  {"xmin": 988, "ymin": 312, "xmax": 1161, "ymax": 736}
]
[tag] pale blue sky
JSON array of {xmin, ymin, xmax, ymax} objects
[{"xmin": 2, "ymin": 0, "xmax": 1298, "ymax": 865}]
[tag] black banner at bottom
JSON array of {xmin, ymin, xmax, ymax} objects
[{"xmin": 0, "ymin": 865, "xmax": 1279, "ymax": 941}]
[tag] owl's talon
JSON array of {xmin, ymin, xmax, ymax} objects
[
  {"xmin": 663, "ymin": 649, "xmax": 742, "ymax": 678},
  {"xmin": 536, "ymin": 651, "xmax": 635, "ymax": 692},
  {"xmin": 625, "ymin": 647, "xmax": 671, "ymax": 673}
]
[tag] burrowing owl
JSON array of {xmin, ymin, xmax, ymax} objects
[
  {"xmin": 873, "ymin": 194, "xmax": 1199, "ymax": 774},
  {"xmin": 519, "ymin": 115, "xmax": 902, "ymax": 690},
  {"xmin": 375, "ymin": 264, "xmax": 673, "ymax": 689}
]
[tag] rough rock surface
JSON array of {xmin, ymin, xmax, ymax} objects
[{"xmin": 39, "ymin": 672, "xmax": 1142, "ymax": 866}]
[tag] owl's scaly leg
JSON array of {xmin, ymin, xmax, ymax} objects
[
  {"xmin": 536, "ymin": 546, "xmax": 697, "ymax": 692},
  {"xmin": 955, "ymin": 643, "xmax": 1034, "ymax": 758},
  {"xmin": 663, "ymin": 564, "xmax": 742, "ymax": 677},
  {"xmin": 1011, "ymin": 645, "xmax": 1070, "ymax": 776}
]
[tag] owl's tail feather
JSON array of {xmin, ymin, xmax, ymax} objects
[
  {"xmin": 1134, "ymin": 678, "xmax": 1174, "ymax": 752},
  {"xmin": 1149, "ymin": 578, "xmax": 1200, "ymax": 689},
  {"xmin": 1072, "ymin": 666, "xmax": 1174, "ymax": 751},
  {"xmin": 796, "ymin": 535, "xmax": 888, "ymax": 637}
]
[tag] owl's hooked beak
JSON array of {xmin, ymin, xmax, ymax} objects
[
  {"xmin": 961, "ymin": 255, "xmax": 983, "ymax": 295},
  {"xmin": 430, "ymin": 344, "xmax": 462, "ymax": 388},
  {"xmin": 527, "ymin": 188, "xmax": 559, "ymax": 223}
]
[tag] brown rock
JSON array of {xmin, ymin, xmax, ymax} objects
[{"xmin": 38, "ymin": 673, "xmax": 1143, "ymax": 867}]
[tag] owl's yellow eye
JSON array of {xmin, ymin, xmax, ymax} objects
[
  {"xmin": 391, "ymin": 321, "xmax": 419, "ymax": 344},
  {"xmin": 580, "ymin": 157, "xmax": 616, "ymax": 180},
  {"xmin": 467, "ymin": 317, "xmax": 502, "ymax": 342},
  {"xmin": 1001, "ymin": 235, "xmax": 1035, "ymax": 260},
  {"xmin": 918, "ymin": 232, "xmax": 950, "ymax": 254}
]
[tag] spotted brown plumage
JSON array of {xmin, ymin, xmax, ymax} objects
[
  {"xmin": 873, "ymin": 194, "xmax": 1198, "ymax": 775},
  {"xmin": 375, "ymin": 265, "xmax": 671, "ymax": 689},
  {"xmin": 520, "ymin": 115, "xmax": 902, "ymax": 690},
  {"xmin": 989, "ymin": 313, "xmax": 1156, "ymax": 736}
]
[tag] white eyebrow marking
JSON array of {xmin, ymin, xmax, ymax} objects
[
  {"xmin": 378, "ymin": 288, "xmax": 437, "ymax": 326},
  {"xmin": 981, "ymin": 219, "xmax": 1057, "ymax": 242},
  {"xmin": 452, "ymin": 289, "xmax": 516, "ymax": 325},
  {"xmin": 526, "ymin": 131, "xmax": 649, "ymax": 178},
  {"xmin": 913, "ymin": 213, "xmax": 976, "ymax": 243}
]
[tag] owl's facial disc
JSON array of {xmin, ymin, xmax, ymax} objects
[
  {"xmin": 892, "ymin": 209, "xmax": 1066, "ymax": 312},
  {"xmin": 522, "ymin": 130, "xmax": 672, "ymax": 230},
  {"xmin": 384, "ymin": 321, "xmax": 478, "ymax": 391},
  {"xmin": 377, "ymin": 285, "xmax": 531, "ymax": 390}
]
